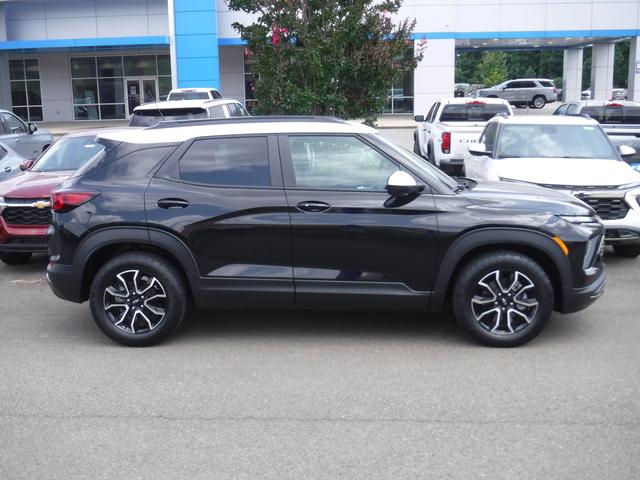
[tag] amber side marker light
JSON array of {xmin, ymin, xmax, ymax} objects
[{"xmin": 552, "ymin": 236, "xmax": 570, "ymax": 256}]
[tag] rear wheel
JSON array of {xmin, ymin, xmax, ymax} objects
[
  {"xmin": 452, "ymin": 251, "xmax": 553, "ymax": 347},
  {"xmin": 612, "ymin": 244, "xmax": 640, "ymax": 258},
  {"xmin": 0, "ymin": 252, "xmax": 32, "ymax": 265},
  {"xmin": 89, "ymin": 252, "xmax": 188, "ymax": 346},
  {"xmin": 531, "ymin": 95, "xmax": 546, "ymax": 109}
]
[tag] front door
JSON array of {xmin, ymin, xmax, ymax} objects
[
  {"xmin": 280, "ymin": 134, "xmax": 439, "ymax": 310},
  {"xmin": 145, "ymin": 135, "xmax": 293, "ymax": 308},
  {"xmin": 125, "ymin": 78, "xmax": 158, "ymax": 116}
]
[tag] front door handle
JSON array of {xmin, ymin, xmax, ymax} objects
[
  {"xmin": 157, "ymin": 198, "xmax": 190, "ymax": 209},
  {"xmin": 296, "ymin": 201, "xmax": 331, "ymax": 213}
]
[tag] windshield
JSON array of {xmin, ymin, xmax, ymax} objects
[
  {"xmin": 34, "ymin": 136, "xmax": 105, "ymax": 172},
  {"xmin": 374, "ymin": 134, "xmax": 459, "ymax": 191},
  {"xmin": 130, "ymin": 108, "xmax": 208, "ymax": 126},
  {"xmin": 496, "ymin": 124, "xmax": 618, "ymax": 160},
  {"xmin": 168, "ymin": 92, "xmax": 209, "ymax": 100},
  {"xmin": 581, "ymin": 106, "xmax": 640, "ymax": 125},
  {"xmin": 440, "ymin": 103, "xmax": 510, "ymax": 122}
]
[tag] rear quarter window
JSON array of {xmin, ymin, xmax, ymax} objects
[{"xmin": 539, "ymin": 81, "xmax": 554, "ymax": 88}]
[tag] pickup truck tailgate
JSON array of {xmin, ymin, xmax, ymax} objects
[{"xmin": 441, "ymin": 122, "xmax": 485, "ymax": 160}]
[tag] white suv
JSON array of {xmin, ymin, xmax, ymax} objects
[{"xmin": 465, "ymin": 115, "xmax": 640, "ymax": 257}]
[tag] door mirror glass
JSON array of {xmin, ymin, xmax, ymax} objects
[
  {"xmin": 619, "ymin": 145, "xmax": 636, "ymax": 158},
  {"xmin": 28, "ymin": 122, "xmax": 38, "ymax": 134},
  {"xmin": 414, "ymin": 115, "xmax": 425, "ymax": 123},
  {"xmin": 468, "ymin": 143, "xmax": 491, "ymax": 156},
  {"xmin": 386, "ymin": 171, "xmax": 425, "ymax": 197},
  {"xmin": 19, "ymin": 159, "xmax": 35, "ymax": 171}
]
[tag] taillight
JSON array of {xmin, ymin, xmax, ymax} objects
[
  {"xmin": 553, "ymin": 87, "xmax": 558, "ymax": 93},
  {"xmin": 51, "ymin": 190, "xmax": 99, "ymax": 213},
  {"xmin": 466, "ymin": 100, "xmax": 485, "ymax": 105},
  {"xmin": 606, "ymin": 103, "xmax": 623, "ymax": 108},
  {"xmin": 441, "ymin": 132, "xmax": 451, "ymax": 154}
]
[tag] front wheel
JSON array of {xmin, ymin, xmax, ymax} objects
[
  {"xmin": 89, "ymin": 252, "xmax": 188, "ymax": 346},
  {"xmin": 452, "ymin": 251, "xmax": 553, "ymax": 347},
  {"xmin": 0, "ymin": 252, "xmax": 32, "ymax": 265},
  {"xmin": 612, "ymin": 244, "xmax": 640, "ymax": 258},
  {"xmin": 531, "ymin": 95, "xmax": 546, "ymax": 109}
]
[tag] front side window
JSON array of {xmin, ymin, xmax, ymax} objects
[
  {"xmin": 1, "ymin": 113, "xmax": 27, "ymax": 134},
  {"xmin": 179, "ymin": 137, "xmax": 270, "ymax": 187},
  {"xmin": 496, "ymin": 124, "xmax": 618, "ymax": 160},
  {"xmin": 288, "ymin": 136, "xmax": 399, "ymax": 191}
]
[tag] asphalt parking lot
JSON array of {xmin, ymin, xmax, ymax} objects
[{"xmin": 1, "ymin": 125, "xmax": 639, "ymax": 479}]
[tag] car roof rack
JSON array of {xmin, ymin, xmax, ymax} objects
[{"xmin": 146, "ymin": 115, "xmax": 351, "ymax": 130}]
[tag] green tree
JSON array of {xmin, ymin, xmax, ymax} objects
[
  {"xmin": 476, "ymin": 51, "xmax": 508, "ymax": 86},
  {"xmin": 227, "ymin": 0, "xmax": 422, "ymax": 124}
]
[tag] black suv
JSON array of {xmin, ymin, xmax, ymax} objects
[{"xmin": 46, "ymin": 117, "xmax": 605, "ymax": 347}]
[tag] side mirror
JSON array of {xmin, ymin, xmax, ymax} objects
[
  {"xmin": 619, "ymin": 145, "xmax": 636, "ymax": 158},
  {"xmin": 414, "ymin": 115, "xmax": 425, "ymax": 123},
  {"xmin": 19, "ymin": 159, "xmax": 35, "ymax": 171},
  {"xmin": 468, "ymin": 143, "xmax": 491, "ymax": 156},
  {"xmin": 28, "ymin": 122, "xmax": 38, "ymax": 134},
  {"xmin": 386, "ymin": 171, "xmax": 425, "ymax": 197}
]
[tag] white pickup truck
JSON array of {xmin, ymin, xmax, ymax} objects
[{"xmin": 413, "ymin": 98, "xmax": 513, "ymax": 173}]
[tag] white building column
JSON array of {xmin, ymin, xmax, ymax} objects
[
  {"xmin": 627, "ymin": 37, "xmax": 640, "ymax": 102},
  {"xmin": 562, "ymin": 48, "xmax": 583, "ymax": 102},
  {"xmin": 413, "ymin": 39, "xmax": 455, "ymax": 116},
  {"xmin": 590, "ymin": 43, "xmax": 615, "ymax": 101}
]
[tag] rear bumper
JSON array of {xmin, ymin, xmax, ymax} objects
[
  {"xmin": 46, "ymin": 262, "xmax": 84, "ymax": 303},
  {"xmin": 560, "ymin": 268, "xmax": 605, "ymax": 314}
]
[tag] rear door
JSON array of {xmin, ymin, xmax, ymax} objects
[
  {"xmin": 280, "ymin": 133, "xmax": 438, "ymax": 310},
  {"xmin": 145, "ymin": 134, "xmax": 293, "ymax": 307}
]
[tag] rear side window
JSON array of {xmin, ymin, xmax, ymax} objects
[
  {"xmin": 521, "ymin": 81, "xmax": 537, "ymax": 88},
  {"xmin": 211, "ymin": 90, "xmax": 222, "ymax": 99},
  {"xmin": 179, "ymin": 137, "xmax": 270, "ymax": 187},
  {"xmin": 209, "ymin": 105, "xmax": 227, "ymax": 118},
  {"xmin": 581, "ymin": 106, "xmax": 640, "ymax": 124},
  {"xmin": 440, "ymin": 103, "xmax": 510, "ymax": 122}
]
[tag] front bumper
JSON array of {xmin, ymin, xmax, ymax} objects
[
  {"xmin": 0, "ymin": 218, "xmax": 49, "ymax": 253},
  {"xmin": 560, "ymin": 267, "xmax": 605, "ymax": 314}
]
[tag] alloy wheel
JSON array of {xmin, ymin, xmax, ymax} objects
[
  {"xmin": 103, "ymin": 269, "xmax": 167, "ymax": 334},
  {"xmin": 470, "ymin": 269, "xmax": 539, "ymax": 335}
]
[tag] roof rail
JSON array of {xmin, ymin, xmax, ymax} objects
[{"xmin": 146, "ymin": 115, "xmax": 351, "ymax": 130}]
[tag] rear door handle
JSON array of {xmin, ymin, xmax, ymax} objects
[
  {"xmin": 157, "ymin": 198, "xmax": 190, "ymax": 209},
  {"xmin": 296, "ymin": 201, "xmax": 331, "ymax": 213}
]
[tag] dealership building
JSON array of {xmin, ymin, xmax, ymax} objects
[{"xmin": 0, "ymin": 0, "xmax": 639, "ymax": 122}]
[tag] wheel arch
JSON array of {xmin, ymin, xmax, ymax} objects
[
  {"xmin": 76, "ymin": 227, "xmax": 200, "ymax": 302},
  {"xmin": 428, "ymin": 228, "xmax": 571, "ymax": 313}
]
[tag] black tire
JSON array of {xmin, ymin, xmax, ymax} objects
[
  {"xmin": 612, "ymin": 244, "xmax": 640, "ymax": 258},
  {"xmin": 452, "ymin": 251, "xmax": 553, "ymax": 347},
  {"xmin": 0, "ymin": 252, "xmax": 32, "ymax": 265},
  {"xmin": 89, "ymin": 252, "xmax": 188, "ymax": 346},
  {"xmin": 413, "ymin": 134, "xmax": 423, "ymax": 157},
  {"xmin": 427, "ymin": 144, "xmax": 436, "ymax": 166},
  {"xmin": 531, "ymin": 95, "xmax": 546, "ymax": 109}
]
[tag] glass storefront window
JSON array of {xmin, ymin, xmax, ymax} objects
[
  {"xmin": 70, "ymin": 54, "xmax": 170, "ymax": 120},
  {"xmin": 9, "ymin": 58, "xmax": 42, "ymax": 122},
  {"xmin": 71, "ymin": 57, "xmax": 97, "ymax": 78},
  {"xmin": 124, "ymin": 56, "xmax": 157, "ymax": 76}
]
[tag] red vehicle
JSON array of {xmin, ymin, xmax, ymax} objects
[{"xmin": 0, "ymin": 130, "xmax": 119, "ymax": 265}]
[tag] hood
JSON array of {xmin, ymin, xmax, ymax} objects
[
  {"xmin": 463, "ymin": 180, "xmax": 593, "ymax": 216},
  {"xmin": 0, "ymin": 170, "xmax": 72, "ymax": 198},
  {"xmin": 492, "ymin": 157, "xmax": 640, "ymax": 187}
]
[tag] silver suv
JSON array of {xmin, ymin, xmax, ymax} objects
[
  {"xmin": 476, "ymin": 79, "xmax": 557, "ymax": 109},
  {"xmin": 0, "ymin": 109, "xmax": 53, "ymax": 159}
]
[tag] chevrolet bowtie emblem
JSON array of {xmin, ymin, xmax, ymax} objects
[{"xmin": 32, "ymin": 201, "xmax": 50, "ymax": 209}]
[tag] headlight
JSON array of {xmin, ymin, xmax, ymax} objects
[{"xmin": 558, "ymin": 215, "xmax": 600, "ymax": 225}]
